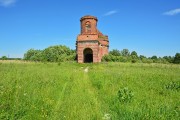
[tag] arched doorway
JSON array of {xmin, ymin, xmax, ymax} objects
[{"xmin": 83, "ymin": 48, "xmax": 93, "ymax": 63}]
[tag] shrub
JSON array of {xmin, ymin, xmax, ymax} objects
[
  {"xmin": 173, "ymin": 53, "xmax": 180, "ymax": 64},
  {"xmin": 1, "ymin": 56, "xmax": 8, "ymax": 60},
  {"xmin": 24, "ymin": 49, "xmax": 42, "ymax": 61},
  {"xmin": 109, "ymin": 49, "xmax": 121, "ymax": 56},
  {"xmin": 102, "ymin": 55, "xmax": 129, "ymax": 62},
  {"xmin": 121, "ymin": 49, "xmax": 130, "ymax": 57},
  {"xmin": 142, "ymin": 58, "xmax": 153, "ymax": 63},
  {"xmin": 131, "ymin": 59, "xmax": 137, "ymax": 63},
  {"xmin": 131, "ymin": 51, "xmax": 138, "ymax": 58},
  {"xmin": 163, "ymin": 56, "xmax": 174, "ymax": 63},
  {"xmin": 102, "ymin": 54, "xmax": 113, "ymax": 62},
  {"xmin": 24, "ymin": 45, "xmax": 76, "ymax": 62}
]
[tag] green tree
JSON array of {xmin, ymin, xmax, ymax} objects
[
  {"xmin": 130, "ymin": 51, "xmax": 138, "ymax": 58},
  {"xmin": 24, "ymin": 45, "xmax": 76, "ymax": 62},
  {"xmin": 139, "ymin": 55, "xmax": 146, "ymax": 60},
  {"xmin": 42, "ymin": 45, "xmax": 74, "ymax": 62},
  {"xmin": 142, "ymin": 58, "xmax": 153, "ymax": 63},
  {"xmin": 163, "ymin": 56, "xmax": 174, "ymax": 63},
  {"xmin": 24, "ymin": 49, "xmax": 42, "ymax": 61},
  {"xmin": 121, "ymin": 49, "xmax": 130, "ymax": 57},
  {"xmin": 130, "ymin": 51, "xmax": 138, "ymax": 63},
  {"xmin": 173, "ymin": 53, "xmax": 180, "ymax": 64},
  {"xmin": 151, "ymin": 55, "xmax": 158, "ymax": 63},
  {"xmin": 151, "ymin": 55, "xmax": 158, "ymax": 60},
  {"xmin": 1, "ymin": 56, "xmax": 8, "ymax": 60},
  {"xmin": 102, "ymin": 54, "xmax": 112, "ymax": 62},
  {"xmin": 109, "ymin": 49, "xmax": 121, "ymax": 56}
]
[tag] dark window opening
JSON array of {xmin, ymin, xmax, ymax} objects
[{"xmin": 85, "ymin": 22, "xmax": 91, "ymax": 33}]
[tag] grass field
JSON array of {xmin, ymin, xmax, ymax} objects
[{"xmin": 0, "ymin": 61, "xmax": 179, "ymax": 120}]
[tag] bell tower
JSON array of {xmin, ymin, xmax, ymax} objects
[
  {"xmin": 80, "ymin": 16, "xmax": 98, "ymax": 34},
  {"xmin": 76, "ymin": 15, "xmax": 109, "ymax": 63}
]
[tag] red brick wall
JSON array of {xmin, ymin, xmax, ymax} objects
[
  {"xmin": 76, "ymin": 15, "xmax": 109, "ymax": 63},
  {"xmin": 77, "ymin": 34, "xmax": 98, "ymax": 41},
  {"xmin": 77, "ymin": 41, "xmax": 101, "ymax": 63},
  {"xmin": 80, "ymin": 16, "xmax": 98, "ymax": 35}
]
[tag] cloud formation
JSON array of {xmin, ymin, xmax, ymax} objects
[
  {"xmin": 0, "ymin": 0, "xmax": 17, "ymax": 7},
  {"xmin": 103, "ymin": 10, "xmax": 118, "ymax": 16},
  {"xmin": 163, "ymin": 8, "xmax": 180, "ymax": 16}
]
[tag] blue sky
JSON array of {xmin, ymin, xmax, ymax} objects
[{"xmin": 0, "ymin": 0, "xmax": 180, "ymax": 58}]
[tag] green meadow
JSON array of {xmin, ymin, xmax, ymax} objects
[{"xmin": 0, "ymin": 61, "xmax": 179, "ymax": 120}]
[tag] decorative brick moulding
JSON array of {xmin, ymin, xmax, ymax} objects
[{"xmin": 76, "ymin": 15, "xmax": 109, "ymax": 63}]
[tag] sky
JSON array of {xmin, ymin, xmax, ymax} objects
[{"xmin": 0, "ymin": 0, "xmax": 180, "ymax": 58}]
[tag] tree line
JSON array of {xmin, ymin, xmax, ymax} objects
[
  {"xmin": 1, "ymin": 45, "xmax": 179, "ymax": 64},
  {"xmin": 102, "ymin": 49, "xmax": 180, "ymax": 64},
  {"xmin": 0, "ymin": 56, "xmax": 21, "ymax": 60}
]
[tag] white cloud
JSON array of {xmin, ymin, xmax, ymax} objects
[
  {"xmin": 163, "ymin": 8, "xmax": 180, "ymax": 16},
  {"xmin": 103, "ymin": 10, "xmax": 118, "ymax": 16},
  {"xmin": 0, "ymin": 0, "xmax": 17, "ymax": 7}
]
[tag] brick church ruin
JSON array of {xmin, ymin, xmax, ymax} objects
[{"xmin": 76, "ymin": 15, "xmax": 109, "ymax": 63}]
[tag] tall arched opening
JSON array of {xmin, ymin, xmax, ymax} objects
[{"xmin": 83, "ymin": 48, "xmax": 93, "ymax": 63}]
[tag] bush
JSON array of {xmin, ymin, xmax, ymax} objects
[
  {"xmin": 1, "ymin": 56, "xmax": 8, "ymax": 60},
  {"xmin": 173, "ymin": 53, "xmax": 180, "ymax": 64},
  {"xmin": 109, "ymin": 49, "xmax": 121, "ymax": 56},
  {"xmin": 102, "ymin": 54, "xmax": 129, "ymax": 62},
  {"xmin": 24, "ymin": 45, "xmax": 76, "ymax": 62},
  {"xmin": 24, "ymin": 49, "xmax": 43, "ymax": 61},
  {"xmin": 131, "ymin": 59, "xmax": 137, "ymax": 63},
  {"xmin": 102, "ymin": 54, "xmax": 113, "ymax": 62},
  {"xmin": 142, "ymin": 58, "xmax": 153, "ymax": 63}
]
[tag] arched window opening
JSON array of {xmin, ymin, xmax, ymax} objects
[{"xmin": 85, "ymin": 21, "xmax": 91, "ymax": 33}]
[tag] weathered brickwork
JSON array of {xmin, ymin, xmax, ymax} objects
[{"xmin": 76, "ymin": 15, "xmax": 109, "ymax": 63}]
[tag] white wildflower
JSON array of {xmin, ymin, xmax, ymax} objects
[
  {"xmin": 102, "ymin": 113, "xmax": 111, "ymax": 120},
  {"xmin": 84, "ymin": 67, "xmax": 89, "ymax": 73}
]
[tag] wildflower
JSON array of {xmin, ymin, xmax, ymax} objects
[
  {"xmin": 102, "ymin": 113, "xmax": 111, "ymax": 120},
  {"xmin": 84, "ymin": 67, "xmax": 89, "ymax": 73}
]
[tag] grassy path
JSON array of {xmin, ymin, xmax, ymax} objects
[{"xmin": 52, "ymin": 67, "xmax": 102, "ymax": 120}]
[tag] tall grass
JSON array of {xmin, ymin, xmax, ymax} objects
[{"xmin": 0, "ymin": 61, "xmax": 179, "ymax": 119}]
